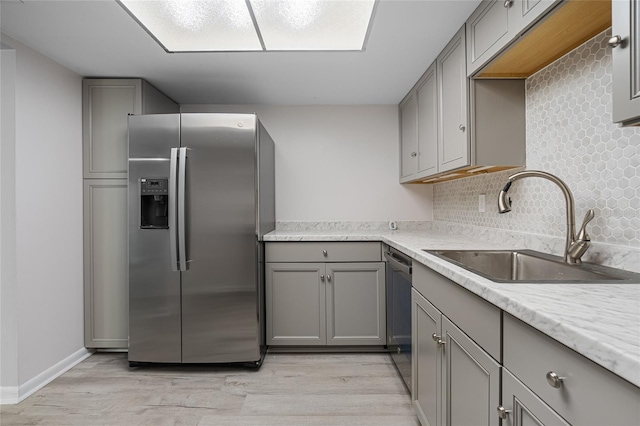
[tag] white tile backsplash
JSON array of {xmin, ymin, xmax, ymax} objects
[{"xmin": 434, "ymin": 30, "xmax": 640, "ymax": 251}]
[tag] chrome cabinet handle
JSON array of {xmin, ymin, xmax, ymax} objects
[
  {"xmin": 320, "ymin": 275, "xmax": 325, "ymax": 282},
  {"xmin": 546, "ymin": 371, "xmax": 565, "ymax": 388},
  {"xmin": 504, "ymin": 0, "xmax": 513, "ymax": 8},
  {"xmin": 411, "ymin": 152, "xmax": 417, "ymax": 157},
  {"xmin": 431, "ymin": 333, "xmax": 445, "ymax": 346},
  {"xmin": 497, "ymin": 406, "xmax": 511, "ymax": 420},
  {"xmin": 327, "ymin": 275, "xmax": 332, "ymax": 282},
  {"xmin": 322, "ymin": 250, "xmax": 328, "ymax": 257},
  {"xmin": 608, "ymin": 35, "xmax": 624, "ymax": 48},
  {"xmin": 459, "ymin": 124, "xmax": 466, "ymax": 132}
]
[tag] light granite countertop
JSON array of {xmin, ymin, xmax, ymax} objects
[{"xmin": 264, "ymin": 228, "xmax": 640, "ymax": 388}]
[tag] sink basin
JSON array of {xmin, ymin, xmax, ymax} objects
[{"xmin": 424, "ymin": 249, "xmax": 640, "ymax": 283}]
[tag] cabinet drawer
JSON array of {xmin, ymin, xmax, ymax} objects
[
  {"xmin": 265, "ymin": 242, "xmax": 382, "ymax": 263},
  {"xmin": 413, "ymin": 262, "xmax": 501, "ymax": 361},
  {"xmin": 504, "ymin": 313, "xmax": 640, "ymax": 426}
]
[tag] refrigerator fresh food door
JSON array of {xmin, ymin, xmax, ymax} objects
[
  {"xmin": 180, "ymin": 113, "xmax": 261, "ymax": 363},
  {"xmin": 128, "ymin": 114, "xmax": 182, "ymax": 363}
]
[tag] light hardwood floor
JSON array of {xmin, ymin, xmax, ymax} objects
[{"xmin": 1, "ymin": 352, "xmax": 419, "ymax": 425}]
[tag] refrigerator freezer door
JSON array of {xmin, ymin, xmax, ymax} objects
[
  {"xmin": 180, "ymin": 113, "xmax": 261, "ymax": 363},
  {"xmin": 128, "ymin": 114, "xmax": 182, "ymax": 363}
]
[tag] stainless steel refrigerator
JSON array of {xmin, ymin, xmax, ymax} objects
[{"xmin": 127, "ymin": 113, "xmax": 275, "ymax": 366}]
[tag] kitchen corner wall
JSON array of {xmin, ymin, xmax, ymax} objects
[
  {"xmin": 180, "ymin": 104, "xmax": 433, "ymax": 222},
  {"xmin": 433, "ymin": 31, "xmax": 640, "ymax": 254},
  {"xmin": 0, "ymin": 34, "xmax": 86, "ymax": 402}
]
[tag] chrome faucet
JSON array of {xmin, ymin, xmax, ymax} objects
[{"xmin": 497, "ymin": 170, "xmax": 594, "ymax": 264}]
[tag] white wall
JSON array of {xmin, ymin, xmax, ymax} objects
[
  {"xmin": 1, "ymin": 45, "xmax": 19, "ymax": 397},
  {"xmin": 1, "ymin": 33, "xmax": 86, "ymax": 400},
  {"xmin": 181, "ymin": 104, "xmax": 433, "ymax": 222}
]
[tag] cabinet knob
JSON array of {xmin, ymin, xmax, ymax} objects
[
  {"xmin": 546, "ymin": 371, "xmax": 565, "ymax": 388},
  {"xmin": 503, "ymin": 0, "xmax": 513, "ymax": 8},
  {"xmin": 431, "ymin": 333, "xmax": 446, "ymax": 346},
  {"xmin": 320, "ymin": 274, "xmax": 325, "ymax": 282},
  {"xmin": 608, "ymin": 35, "xmax": 624, "ymax": 48},
  {"xmin": 327, "ymin": 275, "xmax": 332, "ymax": 282},
  {"xmin": 459, "ymin": 124, "xmax": 466, "ymax": 132},
  {"xmin": 497, "ymin": 406, "xmax": 511, "ymax": 420},
  {"xmin": 411, "ymin": 152, "xmax": 417, "ymax": 157},
  {"xmin": 322, "ymin": 250, "xmax": 328, "ymax": 256}
]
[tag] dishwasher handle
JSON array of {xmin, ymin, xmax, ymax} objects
[{"xmin": 384, "ymin": 251, "xmax": 412, "ymax": 276}]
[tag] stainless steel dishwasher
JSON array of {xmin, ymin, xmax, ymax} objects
[{"xmin": 384, "ymin": 244, "xmax": 412, "ymax": 391}]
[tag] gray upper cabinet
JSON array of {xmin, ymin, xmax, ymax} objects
[
  {"xmin": 399, "ymin": 26, "xmax": 525, "ymax": 184},
  {"xmin": 82, "ymin": 79, "xmax": 178, "ymax": 179},
  {"xmin": 466, "ymin": 0, "xmax": 558, "ymax": 77},
  {"xmin": 466, "ymin": 0, "xmax": 511, "ymax": 78},
  {"xmin": 400, "ymin": 93, "xmax": 419, "ymax": 180},
  {"xmin": 612, "ymin": 0, "xmax": 640, "ymax": 125},
  {"xmin": 438, "ymin": 27, "xmax": 469, "ymax": 173},
  {"xmin": 400, "ymin": 63, "xmax": 438, "ymax": 182}
]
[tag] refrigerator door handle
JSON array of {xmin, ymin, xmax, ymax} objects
[
  {"xmin": 178, "ymin": 147, "xmax": 188, "ymax": 271},
  {"xmin": 169, "ymin": 148, "xmax": 180, "ymax": 272}
]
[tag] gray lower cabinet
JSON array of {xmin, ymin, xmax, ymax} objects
[
  {"xmin": 612, "ymin": 0, "xmax": 640, "ymax": 125},
  {"xmin": 326, "ymin": 262, "xmax": 386, "ymax": 345},
  {"xmin": 266, "ymin": 263, "xmax": 326, "ymax": 346},
  {"xmin": 83, "ymin": 179, "xmax": 129, "ymax": 348},
  {"xmin": 412, "ymin": 288, "xmax": 500, "ymax": 426},
  {"xmin": 266, "ymin": 261, "xmax": 386, "ymax": 346},
  {"xmin": 265, "ymin": 242, "xmax": 386, "ymax": 347},
  {"xmin": 501, "ymin": 368, "xmax": 570, "ymax": 426},
  {"xmin": 504, "ymin": 313, "xmax": 640, "ymax": 426}
]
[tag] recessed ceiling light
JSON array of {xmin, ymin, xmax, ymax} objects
[{"xmin": 118, "ymin": 0, "xmax": 377, "ymax": 53}]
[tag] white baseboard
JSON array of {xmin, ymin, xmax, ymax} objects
[
  {"xmin": 0, "ymin": 386, "xmax": 19, "ymax": 405},
  {"xmin": 0, "ymin": 347, "xmax": 93, "ymax": 405}
]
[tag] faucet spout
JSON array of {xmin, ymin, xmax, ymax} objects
[{"xmin": 497, "ymin": 170, "xmax": 592, "ymax": 264}]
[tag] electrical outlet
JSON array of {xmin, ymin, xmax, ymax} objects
[{"xmin": 479, "ymin": 194, "xmax": 486, "ymax": 213}]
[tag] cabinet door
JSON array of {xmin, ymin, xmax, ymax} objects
[
  {"xmin": 511, "ymin": 0, "xmax": 558, "ymax": 39},
  {"xmin": 502, "ymin": 368, "xmax": 570, "ymax": 426},
  {"xmin": 400, "ymin": 93, "xmax": 419, "ymax": 181},
  {"xmin": 416, "ymin": 63, "xmax": 438, "ymax": 177},
  {"xmin": 326, "ymin": 262, "xmax": 385, "ymax": 345},
  {"xmin": 411, "ymin": 289, "xmax": 441, "ymax": 426},
  {"xmin": 266, "ymin": 263, "xmax": 326, "ymax": 345},
  {"xmin": 84, "ymin": 179, "xmax": 129, "ymax": 348},
  {"xmin": 441, "ymin": 316, "xmax": 500, "ymax": 426},
  {"xmin": 82, "ymin": 79, "xmax": 142, "ymax": 179},
  {"xmin": 466, "ymin": 0, "xmax": 511, "ymax": 76},
  {"xmin": 438, "ymin": 26, "xmax": 469, "ymax": 173},
  {"xmin": 612, "ymin": 0, "xmax": 640, "ymax": 124}
]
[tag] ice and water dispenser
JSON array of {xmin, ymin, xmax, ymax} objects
[{"xmin": 140, "ymin": 178, "xmax": 169, "ymax": 229}]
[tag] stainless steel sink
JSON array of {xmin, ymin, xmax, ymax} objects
[{"xmin": 424, "ymin": 249, "xmax": 640, "ymax": 283}]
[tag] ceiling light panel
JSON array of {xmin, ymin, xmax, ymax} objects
[
  {"xmin": 249, "ymin": 0, "xmax": 376, "ymax": 51},
  {"xmin": 119, "ymin": 0, "xmax": 262, "ymax": 52}
]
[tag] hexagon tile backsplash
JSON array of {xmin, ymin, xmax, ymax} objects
[{"xmin": 434, "ymin": 30, "xmax": 640, "ymax": 249}]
